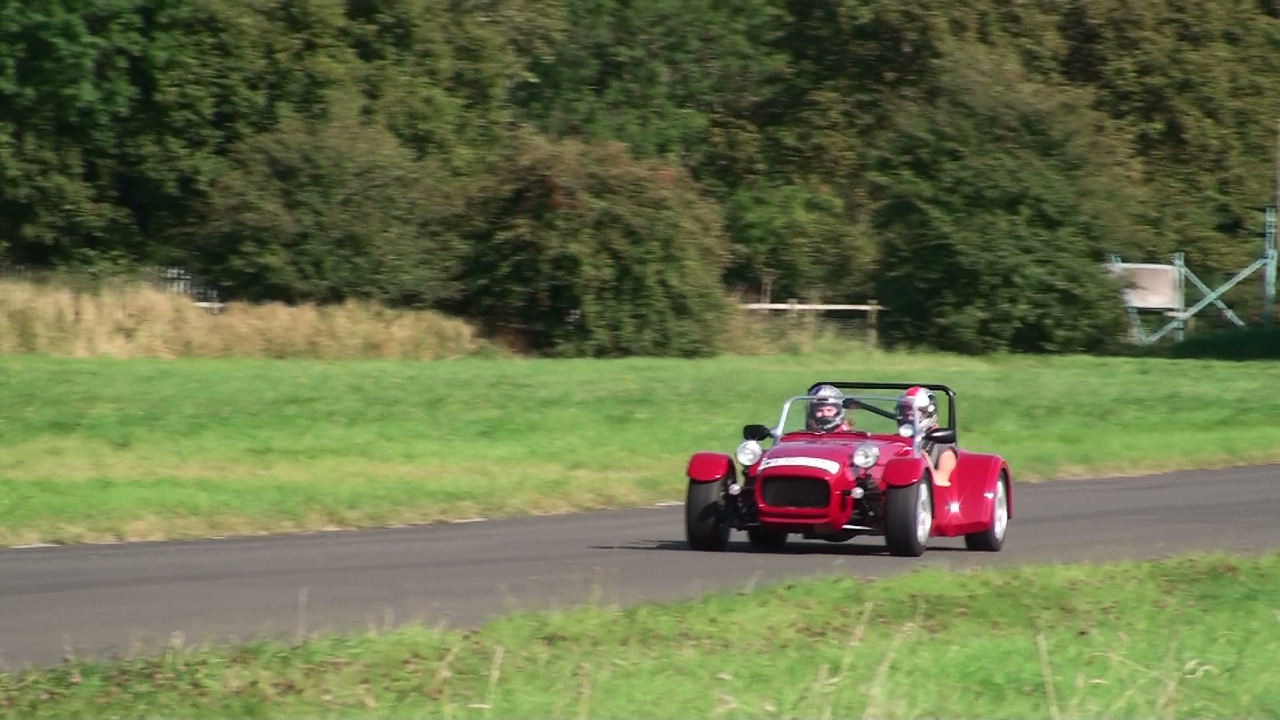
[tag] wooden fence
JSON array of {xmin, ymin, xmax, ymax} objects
[{"xmin": 741, "ymin": 300, "xmax": 886, "ymax": 345}]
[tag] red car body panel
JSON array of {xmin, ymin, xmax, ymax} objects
[
  {"xmin": 881, "ymin": 455, "xmax": 927, "ymax": 487},
  {"xmin": 710, "ymin": 431, "xmax": 1012, "ymax": 538},
  {"xmin": 746, "ymin": 433, "xmax": 904, "ymax": 531},
  {"xmin": 684, "ymin": 382, "xmax": 1012, "ymax": 553},
  {"xmin": 930, "ymin": 451, "xmax": 1013, "ymax": 536},
  {"xmin": 687, "ymin": 451, "xmax": 735, "ymax": 483},
  {"xmin": 747, "ymin": 436, "xmax": 851, "ymax": 529}
]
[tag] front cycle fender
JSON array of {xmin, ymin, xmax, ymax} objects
[{"xmin": 882, "ymin": 456, "xmax": 928, "ymax": 488}]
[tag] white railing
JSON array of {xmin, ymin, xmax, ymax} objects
[{"xmin": 161, "ymin": 267, "xmax": 225, "ymax": 313}]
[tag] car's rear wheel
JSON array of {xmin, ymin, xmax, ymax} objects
[
  {"xmin": 884, "ymin": 478, "xmax": 931, "ymax": 557},
  {"xmin": 686, "ymin": 480, "xmax": 730, "ymax": 551},
  {"xmin": 964, "ymin": 473, "xmax": 1009, "ymax": 552},
  {"xmin": 747, "ymin": 528, "xmax": 787, "ymax": 550}
]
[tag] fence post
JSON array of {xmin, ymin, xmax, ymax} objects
[
  {"xmin": 1174, "ymin": 252, "xmax": 1186, "ymax": 342},
  {"xmin": 868, "ymin": 300, "xmax": 880, "ymax": 347}
]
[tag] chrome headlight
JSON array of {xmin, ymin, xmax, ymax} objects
[
  {"xmin": 852, "ymin": 444, "xmax": 880, "ymax": 469},
  {"xmin": 735, "ymin": 440, "xmax": 763, "ymax": 466},
  {"xmin": 898, "ymin": 423, "xmax": 914, "ymax": 438}
]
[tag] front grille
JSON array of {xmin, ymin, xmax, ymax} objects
[{"xmin": 761, "ymin": 477, "xmax": 831, "ymax": 508}]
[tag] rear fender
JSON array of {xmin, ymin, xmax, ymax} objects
[
  {"xmin": 688, "ymin": 452, "xmax": 735, "ymax": 483},
  {"xmin": 882, "ymin": 456, "xmax": 928, "ymax": 487}
]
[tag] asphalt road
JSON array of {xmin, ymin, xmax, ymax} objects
[{"xmin": 1, "ymin": 464, "xmax": 1277, "ymax": 669}]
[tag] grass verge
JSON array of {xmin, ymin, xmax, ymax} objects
[
  {"xmin": 3, "ymin": 351, "xmax": 1280, "ymax": 544},
  {"xmin": 3, "ymin": 552, "xmax": 1277, "ymax": 718}
]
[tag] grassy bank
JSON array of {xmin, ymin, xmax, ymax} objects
[
  {"xmin": 4, "ymin": 552, "xmax": 1277, "ymax": 718},
  {"xmin": 3, "ymin": 352, "xmax": 1280, "ymax": 545},
  {"xmin": 0, "ymin": 278, "xmax": 486, "ymax": 360}
]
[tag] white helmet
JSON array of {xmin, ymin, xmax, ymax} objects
[{"xmin": 897, "ymin": 386, "xmax": 939, "ymax": 433}]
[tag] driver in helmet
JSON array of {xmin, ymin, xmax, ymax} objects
[
  {"xmin": 807, "ymin": 384, "xmax": 852, "ymax": 433},
  {"xmin": 898, "ymin": 386, "xmax": 957, "ymax": 487}
]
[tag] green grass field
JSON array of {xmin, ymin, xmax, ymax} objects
[
  {"xmin": 4, "ymin": 552, "xmax": 1276, "ymax": 718},
  {"xmin": 3, "ymin": 350, "xmax": 1280, "ymax": 544}
]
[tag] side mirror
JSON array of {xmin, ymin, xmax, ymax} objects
[
  {"xmin": 841, "ymin": 397, "xmax": 861, "ymax": 409},
  {"xmin": 743, "ymin": 424, "xmax": 772, "ymax": 441},
  {"xmin": 925, "ymin": 427, "xmax": 957, "ymax": 444}
]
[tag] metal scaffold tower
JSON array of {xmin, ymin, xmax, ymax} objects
[{"xmin": 1109, "ymin": 207, "xmax": 1278, "ymax": 344}]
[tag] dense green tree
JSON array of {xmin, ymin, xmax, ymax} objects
[
  {"xmin": 0, "ymin": 0, "xmax": 272, "ymax": 267},
  {"xmin": 1050, "ymin": 0, "xmax": 1280, "ymax": 273},
  {"xmin": 869, "ymin": 54, "xmax": 1135, "ymax": 352},
  {"xmin": 514, "ymin": 0, "xmax": 787, "ymax": 185},
  {"xmin": 725, "ymin": 181, "xmax": 876, "ymax": 302},
  {"xmin": 342, "ymin": 0, "xmax": 562, "ymax": 167},
  {"xmin": 458, "ymin": 136, "xmax": 730, "ymax": 356},
  {"xmin": 189, "ymin": 111, "xmax": 462, "ymax": 306}
]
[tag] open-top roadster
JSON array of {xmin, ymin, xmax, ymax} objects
[{"xmin": 684, "ymin": 382, "xmax": 1012, "ymax": 556}]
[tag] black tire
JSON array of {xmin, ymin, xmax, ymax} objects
[
  {"xmin": 965, "ymin": 474, "xmax": 1010, "ymax": 552},
  {"xmin": 747, "ymin": 528, "xmax": 788, "ymax": 550},
  {"xmin": 685, "ymin": 480, "xmax": 730, "ymax": 551},
  {"xmin": 884, "ymin": 479, "xmax": 932, "ymax": 557}
]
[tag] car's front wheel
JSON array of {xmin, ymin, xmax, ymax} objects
[
  {"xmin": 965, "ymin": 473, "xmax": 1009, "ymax": 552},
  {"xmin": 686, "ymin": 480, "xmax": 730, "ymax": 551},
  {"xmin": 884, "ymin": 478, "xmax": 932, "ymax": 557}
]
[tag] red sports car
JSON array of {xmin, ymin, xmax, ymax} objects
[{"xmin": 684, "ymin": 382, "xmax": 1012, "ymax": 556}]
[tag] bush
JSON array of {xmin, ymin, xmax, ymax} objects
[
  {"xmin": 1170, "ymin": 326, "xmax": 1280, "ymax": 360},
  {"xmin": 458, "ymin": 136, "xmax": 731, "ymax": 357}
]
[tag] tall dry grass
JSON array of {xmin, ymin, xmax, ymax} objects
[
  {"xmin": 0, "ymin": 278, "xmax": 487, "ymax": 360},
  {"xmin": 719, "ymin": 309, "xmax": 879, "ymax": 356}
]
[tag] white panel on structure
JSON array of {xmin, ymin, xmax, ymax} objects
[{"xmin": 1109, "ymin": 263, "xmax": 1180, "ymax": 310}]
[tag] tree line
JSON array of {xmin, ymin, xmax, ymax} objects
[{"xmin": 3, "ymin": 0, "xmax": 1278, "ymax": 354}]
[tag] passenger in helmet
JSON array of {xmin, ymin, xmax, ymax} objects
[
  {"xmin": 897, "ymin": 386, "xmax": 939, "ymax": 432},
  {"xmin": 807, "ymin": 384, "xmax": 852, "ymax": 432},
  {"xmin": 898, "ymin": 386, "xmax": 957, "ymax": 486}
]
